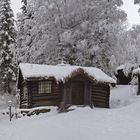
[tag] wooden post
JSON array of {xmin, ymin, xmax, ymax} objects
[
  {"xmin": 8, "ymin": 100, "xmax": 12, "ymax": 121},
  {"xmin": 9, "ymin": 106, "xmax": 12, "ymax": 121}
]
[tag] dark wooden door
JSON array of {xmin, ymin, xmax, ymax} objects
[{"xmin": 71, "ymin": 82, "xmax": 84, "ymax": 105}]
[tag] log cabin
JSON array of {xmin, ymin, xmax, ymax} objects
[
  {"xmin": 115, "ymin": 64, "xmax": 132, "ymax": 85},
  {"xmin": 17, "ymin": 63, "xmax": 116, "ymax": 109},
  {"xmin": 133, "ymin": 68, "xmax": 140, "ymax": 95}
]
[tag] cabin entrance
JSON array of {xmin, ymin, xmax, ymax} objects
[{"xmin": 71, "ymin": 81, "xmax": 84, "ymax": 105}]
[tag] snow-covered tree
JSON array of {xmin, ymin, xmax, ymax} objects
[
  {"xmin": 17, "ymin": 0, "xmax": 127, "ymax": 74},
  {"xmin": 0, "ymin": 0, "xmax": 16, "ymax": 94},
  {"xmin": 16, "ymin": 0, "xmax": 34, "ymax": 63}
]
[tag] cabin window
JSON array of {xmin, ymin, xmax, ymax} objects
[{"xmin": 38, "ymin": 81, "xmax": 52, "ymax": 94}]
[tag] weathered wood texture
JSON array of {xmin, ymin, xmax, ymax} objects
[
  {"xmin": 91, "ymin": 83, "xmax": 110, "ymax": 108},
  {"xmin": 71, "ymin": 81, "xmax": 84, "ymax": 105},
  {"xmin": 20, "ymin": 82, "xmax": 28, "ymax": 108},
  {"xmin": 28, "ymin": 81, "xmax": 61, "ymax": 107},
  {"xmin": 64, "ymin": 73, "xmax": 93, "ymax": 106}
]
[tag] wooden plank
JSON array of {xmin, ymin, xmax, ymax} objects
[
  {"xmin": 32, "ymin": 93, "xmax": 60, "ymax": 97},
  {"xmin": 92, "ymin": 99, "xmax": 107, "ymax": 103},
  {"xmin": 33, "ymin": 100, "xmax": 60, "ymax": 106},
  {"xmin": 92, "ymin": 85, "xmax": 108, "ymax": 89},
  {"xmin": 92, "ymin": 89, "xmax": 108, "ymax": 94},
  {"xmin": 94, "ymin": 103, "xmax": 106, "ymax": 108},
  {"xmin": 32, "ymin": 96, "xmax": 60, "ymax": 101},
  {"xmin": 71, "ymin": 81, "xmax": 84, "ymax": 105},
  {"xmin": 92, "ymin": 95, "xmax": 107, "ymax": 100},
  {"xmin": 91, "ymin": 83, "xmax": 110, "ymax": 108},
  {"xmin": 92, "ymin": 93, "xmax": 107, "ymax": 98}
]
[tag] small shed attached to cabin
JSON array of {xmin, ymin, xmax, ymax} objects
[
  {"xmin": 17, "ymin": 63, "xmax": 116, "ymax": 108},
  {"xmin": 115, "ymin": 64, "xmax": 135, "ymax": 85}
]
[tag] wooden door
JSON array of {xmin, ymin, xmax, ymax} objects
[{"xmin": 71, "ymin": 82, "xmax": 84, "ymax": 105}]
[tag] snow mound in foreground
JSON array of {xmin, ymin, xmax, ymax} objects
[{"xmin": 110, "ymin": 85, "xmax": 137, "ymax": 108}]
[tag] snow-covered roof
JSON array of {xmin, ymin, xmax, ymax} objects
[
  {"xmin": 19, "ymin": 63, "xmax": 116, "ymax": 83},
  {"xmin": 133, "ymin": 68, "xmax": 140, "ymax": 75},
  {"xmin": 116, "ymin": 63, "xmax": 138, "ymax": 77},
  {"xmin": 116, "ymin": 64, "xmax": 125, "ymax": 71}
]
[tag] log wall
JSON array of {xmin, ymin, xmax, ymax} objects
[
  {"xmin": 20, "ymin": 82, "xmax": 28, "ymax": 108},
  {"xmin": 28, "ymin": 80, "xmax": 61, "ymax": 107},
  {"xmin": 91, "ymin": 83, "xmax": 110, "ymax": 108},
  {"xmin": 20, "ymin": 79, "xmax": 110, "ymax": 108}
]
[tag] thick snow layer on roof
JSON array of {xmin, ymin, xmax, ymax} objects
[
  {"xmin": 19, "ymin": 63, "xmax": 116, "ymax": 83},
  {"xmin": 116, "ymin": 63, "xmax": 138, "ymax": 77},
  {"xmin": 133, "ymin": 67, "xmax": 140, "ymax": 75},
  {"xmin": 116, "ymin": 64, "xmax": 125, "ymax": 71}
]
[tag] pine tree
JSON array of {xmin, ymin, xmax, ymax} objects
[
  {"xmin": 0, "ymin": 0, "xmax": 16, "ymax": 94},
  {"xmin": 17, "ymin": 0, "xmax": 35, "ymax": 63}
]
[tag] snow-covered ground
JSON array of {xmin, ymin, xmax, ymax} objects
[
  {"xmin": 0, "ymin": 85, "xmax": 140, "ymax": 140},
  {"xmin": 110, "ymin": 85, "xmax": 137, "ymax": 108}
]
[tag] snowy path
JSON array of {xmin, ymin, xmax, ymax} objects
[{"xmin": 0, "ymin": 85, "xmax": 140, "ymax": 140}]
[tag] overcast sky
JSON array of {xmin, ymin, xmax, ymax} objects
[
  {"xmin": 122, "ymin": 0, "xmax": 140, "ymax": 26},
  {"xmin": 11, "ymin": 0, "xmax": 140, "ymax": 27}
]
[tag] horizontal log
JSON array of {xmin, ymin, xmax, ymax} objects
[
  {"xmin": 33, "ymin": 99, "xmax": 60, "ymax": 102},
  {"xmin": 30, "ymin": 90, "xmax": 60, "ymax": 94},
  {"xmin": 92, "ymin": 85, "xmax": 109, "ymax": 90},
  {"xmin": 92, "ymin": 89, "xmax": 108, "ymax": 94},
  {"xmin": 92, "ymin": 99, "xmax": 107, "ymax": 103},
  {"xmin": 92, "ymin": 95, "xmax": 107, "ymax": 100},
  {"xmin": 92, "ymin": 87, "xmax": 108, "ymax": 91},
  {"xmin": 92, "ymin": 93, "xmax": 109, "ymax": 97},
  {"xmin": 93, "ymin": 100, "xmax": 109, "ymax": 105},
  {"xmin": 32, "ymin": 96, "xmax": 60, "ymax": 101},
  {"xmin": 32, "ymin": 94, "xmax": 60, "ymax": 98},
  {"xmin": 93, "ymin": 102, "xmax": 108, "ymax": 107},
  {"xmin": 91, "ymin": 93, "xmax": 108, "ymax": 98},
  {"xmin": 32, "ymin": 100, "xmax": 60, "ymax": 106},
  {"xmin": 92, "ymin": 94, "xmax": 109, "ymax": 99}
]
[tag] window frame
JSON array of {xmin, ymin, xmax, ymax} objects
[{"xmin": 38, "ymin": 81, "xmax": 52, "ymax": 94}]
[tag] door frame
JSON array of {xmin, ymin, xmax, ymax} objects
[
  {"xmin": 71, "ymin": 81, "xmax": 85, "ymax": 105},
  {"xmin": 62, "ymin": 76, "xmax": 92, "ymax": 106}
]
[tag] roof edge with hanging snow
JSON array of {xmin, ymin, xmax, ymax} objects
[
  {"xmin": 133, "ymin": 67, "xmax": 140, "ymax": 75},
  {"xmin": 18, "ymin": 63, "xmax": 116, "ymax": 84}
]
